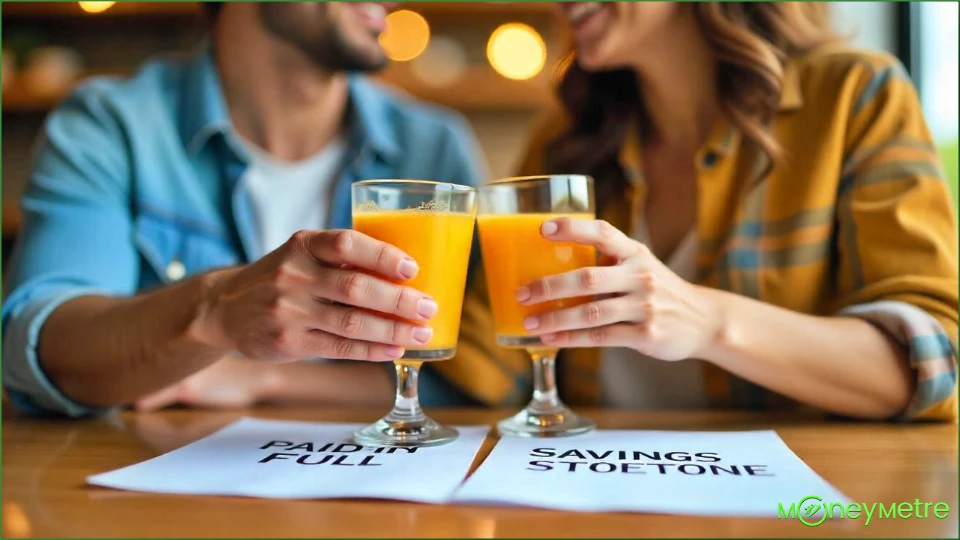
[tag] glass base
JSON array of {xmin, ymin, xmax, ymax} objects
[
  {"xmin": 492, "ymin": 336, "xmax": 595, "ymax": 438},
  {"xmin": 400, "ymin": 347, "xmax": 455, "ymax": 361},
  {"xmin": 497, "ymin": 334, "xmax": 547, "ymax": 349},
  {"xmin": 497, "ymin": 405, "xmax": 596, "ymax": 438},
  {"xmin": 353, "ymin": 416, "xmax": 459, "ymax": 448}
]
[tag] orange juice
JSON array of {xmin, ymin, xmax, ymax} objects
[
  {"xmin": 477, "ymin": 213, "xmax": 596, "ymax": 340},
  {"xmin": 353, "ymin": 210, "xmax": 475, "ymax": 358}
]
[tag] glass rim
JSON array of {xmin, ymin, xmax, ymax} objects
[
  {"xmin": 480, "ymin": 174, "xmax": 594, "ymax": 188},
  {"xmin": 353, "ymin": 179, "xmax": 475, "ymax": 192}
]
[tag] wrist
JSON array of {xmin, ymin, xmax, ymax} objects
[
  {"xmin": 695, "ymin": 286, "xmax": 738, "ymax": 363},
  {"xmin": 185, "ymin": 267, "xmax": 236, "ymax": 352}
]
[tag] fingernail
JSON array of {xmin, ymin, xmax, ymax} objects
[
  {"xmin": 385, "ymin": 346, "xmax": 404, "ymax": 358},
  {"xmin": 398, "ymin": 258, "xmax": 418, "ymax": 280},
  {"xmin": 413, "ymin": 326, "xmax": 433, "ymax": 344},
  {"xmin": 417, "ymin": 298, "xmax": 439, "ymax": 319},
  {"xmin": 541, "ymin": 333, "xmax": 558, "ymax": 343},
  {"xmin": 516, "ymin": 286, "xmax": 531, "ymax": 302},
  {"xmin": 542, "ymin": 221, "xmax": 558, "ymax": 236},
  {"xmin": 523, "ymin": 316, "xmax": 539, "ymax": 330}
]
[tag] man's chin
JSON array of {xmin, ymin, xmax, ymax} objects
[
  {"xmin": 355, "ymin": 50, "xmax": 389, "ymax": 72},
  {"xmin": 302, "ymin": 51, "xmax": 382, "ymax": 73},
  {"xmin": 319, "ymin": 39, "xmax": 388, "ymax": 73},
  {"xmin": 335, "ymin": 57, "xmax": 387, "ymax": 74},
  {"xmin": 345, "ymin": 40, "xmax": 389, "ymax": 72}
]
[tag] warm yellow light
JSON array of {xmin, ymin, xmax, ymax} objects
[
  {"xmin": 78, "ymin": 1, "xmax": 115, "ymax": 13},
  {"xmin": 2, "ymin": 502, "xmax": 31, "ymax": 538},
  {"xmin": 379, "ymin": 10, "xmax": 430, "ymax": 62},
  {"xmin": 487, "ymin": 23, "xmax": 546, "ymax": 81}
]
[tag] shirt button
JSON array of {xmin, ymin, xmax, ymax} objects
[
  {"xmin": 702, "ymin": 152, "xmax": 719, "ymax": 168},
  {"xmin": 166, "ymin": 260, "xmax": 186, "ymax": 281}
]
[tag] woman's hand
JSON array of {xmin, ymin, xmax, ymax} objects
[
  {"xmin": 514, "ymin": 217, "xmax": 916, "ymax": 420},
  {"xmin": 517, "ymin": 217, "xmax": 725, "ymax": 360}
]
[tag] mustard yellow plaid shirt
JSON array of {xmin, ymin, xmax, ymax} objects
[{"xmin": 437, "ymin": 45, "xmax": 958, "ymax": 422}]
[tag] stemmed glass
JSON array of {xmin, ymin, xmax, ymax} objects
[
  {"xmin": 351, "ymin": 180, "xmax": 477, "ymax": 447},
  {"xmin": 476, "ymin": 175, "xmax": 597, "ymax": 437}
]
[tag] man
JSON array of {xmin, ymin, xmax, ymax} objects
[{"xmin": 2, "ymin": 2, "xmax": 487, "ymax": 416}]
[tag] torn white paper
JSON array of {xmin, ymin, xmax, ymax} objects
[
  {"xmin": 454, "ymin": 429, "xmax": 850, "ymax": 516},
  {"xmin": 87, "ymin": 417, "xmax": 487, "ymax": 503}
]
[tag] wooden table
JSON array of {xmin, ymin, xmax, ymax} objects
[{"xmin": 3, "ymin": 406, "xmax": 957, "ymax": 538}]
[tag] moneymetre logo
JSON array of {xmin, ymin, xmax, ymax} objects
[{"xmin": 778, "ymin": 495, "xmax": 951, "ymax": 527}]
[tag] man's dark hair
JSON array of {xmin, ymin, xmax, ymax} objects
[{"xmin": 203, "ymin": 1, "xmax": 224, "ymax": 19}]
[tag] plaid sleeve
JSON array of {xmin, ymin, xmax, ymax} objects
[
  {"xmin": 835, "ymin": 54, "xmax": 959, "ymax": 422},
  {"xmin": 840, "ymin": 301, "xmax": 957, "ymax": 421}
]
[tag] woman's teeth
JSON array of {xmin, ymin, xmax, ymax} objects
[
  {"xmin": 567, "ymin": 2, "xmax": 603, "ymax": 24},
  {"xmin": 356, "ymin": 3, "xmax": 386, "ymax": 23}
]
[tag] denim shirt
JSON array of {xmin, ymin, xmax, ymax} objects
[{"xmin": 1, "ymin": 48, "xmax": 487, "ymax": 416}]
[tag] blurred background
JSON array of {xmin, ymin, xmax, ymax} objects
[{"xmin": 2, "ymin": 1, "xmax": 958, "ymax": 271}]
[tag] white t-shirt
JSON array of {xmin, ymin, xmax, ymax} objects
[
  {"xmin": 598, "ymin": 217, "xmax": 710, "ymax": 409},
  {"xmin": 237, "ymin": 136, "xmax": 348, "ymax": 259}
]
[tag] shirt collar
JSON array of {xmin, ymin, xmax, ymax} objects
[
  {"xmin": 344, "ymin": 75, "xmax": 402, "ymax": 164},
  {"xmin": 617, "ymin": 58, "xmax": 802, "ymax": 191},
  {"xmin": 179, "ymin": 46, "xmax": 401, "ymax": 165},
  {"xmin": 619, "ymin": 111, "xmax": 740, "ymax": 177},
  {"xmin": 179, "ymin": 45, "xmax": 232, "ymax": 155},
  {"xmin": 704, "ymin": 115, "xmax": 739, "ymax": 157},
  {"xmin": 700, "ymin": 58, "xmax": 803, "ymax": 159}
]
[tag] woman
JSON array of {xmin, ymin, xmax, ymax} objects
[{"xmin": 439, "ymin": 2, "xmax": 958, "ymax": 421}]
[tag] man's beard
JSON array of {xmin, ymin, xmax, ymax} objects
[
  {"xmin": 259, "ymin": 5, "xmax": 386, "ymax": 73},
  {"xmin": 287, "ymin": 25, "xmax": 386, "ymax": 72}
]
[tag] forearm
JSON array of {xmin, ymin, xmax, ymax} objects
[
  {"xmin": 702, "ymin": 287, "xmax": 913, "ymax": 420},
  {"xmin": 260, "ymin": 360, "xmax": 393, "ymax": 407},
  {"xmin": 39, "ymin": 271, "xmax": 229, "ymax": 408}
]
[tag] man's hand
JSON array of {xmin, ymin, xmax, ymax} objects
[
  {"xmin": 194, "ymin": 229, "xmax": 438, "ymax": 362},
  {"xmin": 130, "ymin": 409, "xmax": 242, "ymax": 454},
  {"xmin": 133, "ymin": 357, "xmax": 276, "ymax": 411},
  {"xmin": 133, "ymin": 355, "xmax": 394, "ymax": 412}
]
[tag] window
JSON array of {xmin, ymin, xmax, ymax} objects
[{"xmin": 917, "ymin": 2, "xmax": 959, "ymax": 205}]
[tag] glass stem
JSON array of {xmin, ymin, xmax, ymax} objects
[
  {"xmin": 385, "ymin": 363, "xmax": 426, "ymax": 426},
  {"xmin": 528, "ymin": 350, "xmax": 563, "ymax": 414}
]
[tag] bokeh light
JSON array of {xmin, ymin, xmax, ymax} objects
[
  {"xmin": 2, "ymin": 502, "xmax": 31, "ymax": 538},
  {"xmin": 78, "ymin": 1, "xmax": 115, "ymax": 14},
  {"xmin": 486, "ymin": 23, "xmax": 546, "ymax": 81},
  {"xmin": 379, "ymin": 10, "xmax": 430, "ymax": 62}
]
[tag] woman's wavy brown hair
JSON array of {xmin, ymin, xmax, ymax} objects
[{"xmin": 546, "ymin": 2, "xmax": 837, "ymax": 210}]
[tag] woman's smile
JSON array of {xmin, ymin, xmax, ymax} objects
[{"xmin": 558, "ymin": 2, "xmax": 613, "ymax": 43}]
